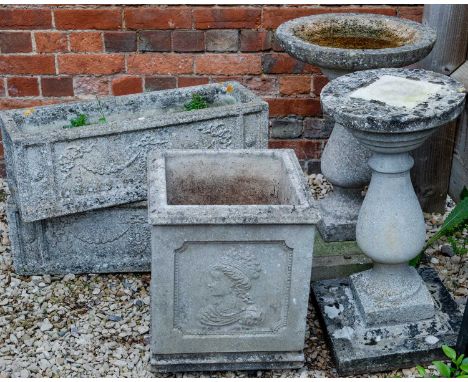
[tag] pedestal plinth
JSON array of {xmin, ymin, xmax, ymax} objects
[{"xmin": 313, "ymin": 68, "xmax": 466, "ymax": 374}]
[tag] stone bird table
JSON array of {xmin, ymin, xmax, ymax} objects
[{"xmin": 312, "ymin": 68, "xmax": 466, "ymax": 375}]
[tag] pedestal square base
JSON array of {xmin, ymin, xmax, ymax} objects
[
  {"xmin": 312, "ymin": 267, "xmax": 462, "ymax": 376},
  {"xmin": 318, "ymin": 189, "xmax": 363, "ymax": 242},
  {"xmin": 151, "ymin": 351, "xmax": 304, "ymax": 373},
  {"xmin": 350, "ymin": 266, "xmax": 435, "ymax": 326}
]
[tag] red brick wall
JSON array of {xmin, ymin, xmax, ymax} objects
[{"xmin": 0, "ymin": 5, "xmax": 423, "ymax": 174}]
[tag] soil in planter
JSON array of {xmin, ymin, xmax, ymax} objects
[
  {"xmin": 20, "ymin": 94, "xmax": 238, "ymax": 132},
  {"xmin": 294, "ymin": 22, "xmax": 410, "ymax": 49},
  {"xmin": 167, "ymin": 175, "xmax": 283, "ymax": 205}
]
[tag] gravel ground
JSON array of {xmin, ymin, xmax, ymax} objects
[{"xmin": 0, "ymin": 176, "xmax": 466, "ymax": 378}]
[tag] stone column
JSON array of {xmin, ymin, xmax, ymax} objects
[{"xmin": 350, "ymin": 151, "xmax": 434, "ymax": 325}]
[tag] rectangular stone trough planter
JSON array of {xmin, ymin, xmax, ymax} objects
[
  {"xmin": 0, "ymin": 82, "xmax": 268, "ymax": 222},
  {"xmin": 7, "ymin": 199, "xmax": 151, "ymax": 275},
  {"xmin": 148, "ymin": 149, "xmax": 320, "ymax": 372}
]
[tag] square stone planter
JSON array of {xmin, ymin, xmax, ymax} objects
[
  {"xmin": 0, "ymin": 82, "xmax": 268, "ymax": 222},
  {"xmin": 148, "ymin": 149, "xmax": 320, "ymax": 372},
  {"xmin": 7, "ymin": 198, "xmax": 151, "ymax": 275}
]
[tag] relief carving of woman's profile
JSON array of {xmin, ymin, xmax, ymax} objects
[{"xmin": 198, "ymin": 250, "xmax": 264, "ymax": 328}]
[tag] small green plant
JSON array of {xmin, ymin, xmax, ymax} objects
[
  {"xmin": 410, "ymin": 187, "xmax": 468, "ymax": 266},
  {"xmin": 417, "ymin": 345, "xmax": 468, "ymax": 377},
  {"xmin": 63, "ymin": 113, "xmax": 89, "ymax": 129},
  {"xmin": 63, "ymin": 96, "xmax": 108, "ymax": 128},
  {"xmin": 96, "ymin": 96, "xmax": 107, "ymax": 124},
  {"xmin": 184, "ymin": 93, "xmax": 208, "ymax": 111}
]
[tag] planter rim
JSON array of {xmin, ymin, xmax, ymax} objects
[
  {"xmin": 321, "ymin": 68, "xmax": 466, "ymax": 133},
  {"xmin": 275, "ymin": 13, "xmax": 436, "ymax": 71},
  {"xmin": 1, "ymin": 81, "xmax": 268, "ymax": 144},
  {"xmin": 148, "ymin": 149, "xmax": 320, "ymax": 225}
]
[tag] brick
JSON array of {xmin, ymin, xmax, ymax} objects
[
  {"xmin": 398, "ymin": 6, "xmax": 423, "ymax": 22},
  {"xmin": 303, "ymin": 117, "xmax": 334, "ymax": 139},
  {"xmin": 0, "ymin": 55, "xmax": 55, "ymax": 75},
  {"xmin": 70, "ymin": 32, "xmax": 102, "ymax": 52},
  {"xmin": 0, "ymin": 8, "xmax": 52, "ymax": 30},
  {"xmin": 145, "ymin": 76, "xmax": 176, "ymax": 91},
  {"xmin": 266, "ymin": 97, "xmax": 321, "ymax": 117},
  {"xmin": 7, "ymin": 77, "xmax": 39, "ymax": 97},
  {"xmin": 127, "ymin": 54, "xmax": 193, "ymax": 75},
  {"xmin": 271, "ymin": 34, "xmax": 285, "ymax": 52},
  {"xmin": 0, "ymin": 79, "xmax": 4, "ymax": 96},
  {"xmin": 138, "ymin": 31, "xmax": 171, "ymax": 52},
  {"xmin": 112, "ymin": 75, "xmax": 143, "ymax": 96},
  {"xmin": 262, "ymin": 6, "xmax": 396, "ymax": 29},
  {"xmin": 312, "ymin": 75, "xmax": 329, "ymax": 96},
  {"xmin": 205, "ymin": 30, "xmax": 238, "ymax": 52},
  {"xmin": 55, "ymin": 8, "xmax": 122, "ymax": 30},
  {"xmin": 41, "ymin": 77, "xmax": 74, "ymax": 97},
  {"xmin": 35, "ymin": 32, "xmax": 67, "ymax": 53},
  {"xmin": 263, "ymin": 53, "xmax": 319, "ymax": 74},
  {"xmin": 195, "ymin": 54, "xmax": 261, "ymax": 75},
  {"xmin": 211, "ymin": 76, "xmax": 244, "ymax": 84},
  {"xmin": 241, "ymin": 76, "xmax": 277, "ymax": 95},
  {"xmin": 173, "ymin": 31, "xmax": 205, "ymax": 53},
  {"xmin": 0, "ymin": 32, "xmax": 32, "ymax": 53},
  {"xmin": 0, "ymin": 98, "xmax": 65, "ymax": 111},
  {"xmin": 268, "ymin": 139, "xmax": 322, "ymax": 160},
  {"xmin": 105, "ymin": 32, "xmax": 136, "ymax": 52},
  {"xmin": 58, "ymin": 54, "xmax": 124, "ymax": 75},
  {"xmin": 74, "ymin": 76, "xmax": 110, "ymax": 96},
  {"xmin": 270, "ymin": 117, "xmax": 303, "ymax": 139},
  {"xmin": 194, "ymin": 7, "xmax": 261, "ymax": 29},
  {"xmin": 279, "ymin": 76, "xmax": 311, "ymax": 95},
  {"xmin": 240, "ymin": 30, "xmax": 271, "ymax": 52},
  {"xmin": 125, "ymin": 7, "xmax": 191, "ymax": 30},
  {"xmin": 178, "ymin": 76, "xmax": 209, "ymax": 88}
]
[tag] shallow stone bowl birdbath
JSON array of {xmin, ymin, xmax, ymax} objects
[
  {"xmin": 276, "ymin": 13, "xmax": 437, "ymax": 242},
  {"xmin": 312, "ymin": 67, "xmax": 465, "ymax": 374}
]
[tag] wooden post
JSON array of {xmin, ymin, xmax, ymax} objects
[
  {"xmin": 456, "ymin": 299, "xmax": 468, "ymax": 356},
  {"xmin": 412, "ymin": 5, "xmax": 468, "ymax": 212},
  {"xmin": 449, "ymin": 62, "xmax": 468, "ymax": 203}
]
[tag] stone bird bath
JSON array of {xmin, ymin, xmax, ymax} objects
[
  {"xmin": 276, "ymin": 13, "xmax": 436, "ymax": 242},
  {"xmin": 313, "ymin": 68, "xmax": 465, "ymax": 375}
]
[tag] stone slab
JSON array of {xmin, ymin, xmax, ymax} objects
[
  {"xmin": 1, "ymin": 82, "xmax": 268, "ymax": 222},
  {"xmin": 149, "ymin": 149, "xmax": 320, "ymax": 372},
  {"xmin": 312, "ymin": 267, "xmax": 462, "ymax": 376},
  {"xmin": 7, "ymin": 198, "xmax": 151, "ymax": 275},
  {"xmin": 312, "ymin": 234, "xmax": 372, "ymax": 281}
]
